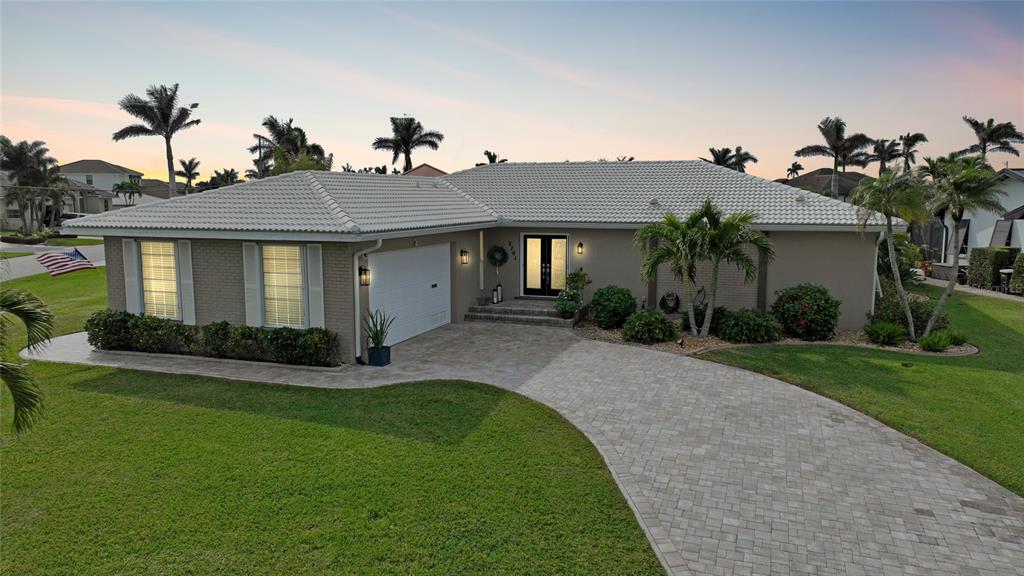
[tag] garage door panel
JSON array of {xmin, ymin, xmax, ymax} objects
[{"xmin": 368, "ymin": 243, "xmax": 451, "ymax": 346}]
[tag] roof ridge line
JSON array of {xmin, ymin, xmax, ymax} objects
[
  {"xmin": 437, "ymin": 176, "xmax": 501, "ymax": 220},
  {"xmin": 304, "ymin": 171, "xmax": 359, "ymax": 233}
]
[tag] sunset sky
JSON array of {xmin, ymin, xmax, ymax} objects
[{"xmin": 2, "ymin": 1, "xmax": 1022, "ymax": 183}]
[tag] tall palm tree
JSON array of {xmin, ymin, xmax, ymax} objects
[
  {"xmin": 1, "ymin": 288, "xmax": 54, "ymax": 432},
  {"xmin": 700, "ymin": 147, "xmax": 735, "ymax": 168},
  {"xmin": 249, "ymin": 115, "xmax": 330, "ymax": 173},
  {"xmin": 851, "ymin": 172, "xmax": 926, "ymax": 339},
  {"xmin": 916, "ymin": 152, "xmax": 959, "ymax": 182},
  {"xmin": 922, "ymin": 156, "xmax": 1005, "ymax": 336},
  {"xmin": 371, "ymin": 117, "xmax": 445, "ymax": 173},
  {"xmin": 866, "ymin": 139, "xmax": 902, "ymax": 176},
  {"xmin": 795, "ymin": 117, "xmax": 871, "ymax": 197},
  {"xmin": 475, "ymin": 150, "xmax": 508, "ymax": 166},
  {"xmin": 635, "ymin": 212, "xmax": 705, "ymax": 336},
  {"xmin": 786, "ymin": 161, "xmax": 804, "ymax": 179},
  {"xmin": 0, "ymin": 137, "xmax": 57, "ymax": 187},
  {"xmin": 898, "ymin": 132, "xmax": 928, "ymax": 173},
  {"xmin": 958, "ymin": 116, "xmax": 1024, "ymax": 160},
  {"xmin": 112, "ymin": 181, "xmax": 142, "ymax": 206},
  {"xmin": 112, "ymin": 84, "xmax": 201, "ymax": 197},
  {"xmin": 175, "ymin": 157, "xmax": 201, "ymax": 193},
  {"xmin": 731, "ymin": 146, "xmax": 758, "ymax": 173},
  {"xmin": 4, "ymin": 186, "xmax": 37, "ymax": 232},
  {"xmin": 212, "ymin": 168, "xmax": 240, "ymax": 186}
]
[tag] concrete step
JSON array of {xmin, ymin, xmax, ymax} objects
[
  {"xmin": 466, "ymin": 304, "xmax": 562, "ymax": 318},
  {"xmin": 464, "ymin": 312, "xmax": 574, "ymax": 328}
]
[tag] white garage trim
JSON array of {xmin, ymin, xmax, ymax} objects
[{"xmin": 368, "ymin": 243, "xmax": 452, "ymax": 346}]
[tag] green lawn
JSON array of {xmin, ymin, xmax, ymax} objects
[
  {"xmin": 0, "ymin": 251, "xmax": 31, "ymax": 259},
  {"xmin": 704, "ymin": 285, "xmax": 1024, "ymax": 496},
  {"xmin": 45, "ymin": 237, "xmax": 105, "ymax": 247},
  {"xmin": 1, "ymin": 269, "xmax": 663, "ymax": 575}
]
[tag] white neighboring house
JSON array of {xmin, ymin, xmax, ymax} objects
[
  {"xmin": 60, "ymin": 159, "xmax": 145, "ymax": 213},
  {"xmin": 938, "ymin": 167, "xmax": 1024, "ymax": 267}
]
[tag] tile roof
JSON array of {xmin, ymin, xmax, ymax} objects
[
  {"xmin": 65, "ymin": 161, "xmax": 886, "ymax": 236},
  {"xmin": 60, "ymin": 159, "xmax": 143, "ymax": 176},
  {"xmin": 65, "ymin": 171, "xmax": 497, "ymax": 234},
  {"xmin": 444, "ymin": 161, "xmax": 884, "ymax": 226}
]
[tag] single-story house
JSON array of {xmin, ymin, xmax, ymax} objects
[{"xmin": 63, "ymin": 160, "xmax": 892, "ymax": 363}]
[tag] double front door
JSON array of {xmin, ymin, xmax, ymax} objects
[{"xmin": 523, "ymin": 234, "xmax": 567, "ymax": 297}]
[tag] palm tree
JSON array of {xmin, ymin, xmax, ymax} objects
[
  {"xmin": 634, "ymin": 212, "xmax": 705, "ymax": 336},
  {"xmin": 1, "ymin": 288, "xmax": 54, "ymax": 432},
  {"xmin": 786, "ymin": 161, "xmax": 804, "ymax": 179},
  {"xmin": 694, "ymin": 200, "xmax": 774, "ymax": 336},
  {"xmin": 45, "ymin": 179, "xmax": 71, "ymax": 229},
  {"xmin": 616, "ymin": 155, "xmax": 635, "ymax": 162},
  {"xmin": 371, "ymin": 117, "xmax": 445, "ymax": 173},
  {"xmin": 475, "ymin": 150, "xmax": 508, "ymax": 166},
  {"xmin": 249, "ymin": 115, "xmax": 331, "ymax": 173},
  {"xmin": 112, "ymin": 84, "xmax": 201, "ymax": 197},
  {"xmin": 112, "ymin": 181, "xmax": 142, "ymax": 206},
  {"xmin": 4, "ymin": 186, "xmax": 37, "ymax": 232},
  {"xmin": 922, "ymin": 156, "xmax": 1005, "ymax": 336},
  {"xmin": 898, "ymin": 132, "xmax": 928, "ymax": 173},
  {"xmin": 701, "ymin": 147, "xmax": 735, "ymax": 168},
  {"xmin": 212, "ymin": 168, "xmax": 240, "ymax": 186},
  {"xmin": 795, "ymin": 117, "xmax": 871, "ymax": 197},
  {"xmin": 175, "ymin": 157, "xmax": 201, "ymax": 193},
  {"xmin": 958, "ymin": 116, "xmax": 1024, "ymax": 160},
  {"xmin": 866, "ymin": 139, "xmax": 903, "ymax": 176},
  {"xmin": 851, "ymin": 172, "xmax": 926, "ymax": 339},
  {"xmin": 731, "ymin": 146, "xmax": 758, "ymax": 173},
  {"xmin": 916, "ymin": 153, "xmax": 958, "ymax": 182},
  {"xmin": 0, "ymin": 137, "xmax": 57, "ymax": 187}
]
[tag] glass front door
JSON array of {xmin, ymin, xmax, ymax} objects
[{"xmin": 522, "ymin": 235, "xmax": 567, "ymax": 296}]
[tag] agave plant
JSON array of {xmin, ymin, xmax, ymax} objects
[{"xmin": 362, "ymin": 309, "xmax": 395, "ymax": 349}]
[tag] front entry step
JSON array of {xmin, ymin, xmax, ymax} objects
[{"xmin": 465, "ymin": 303, "xmax": 573, "ymax": 328}]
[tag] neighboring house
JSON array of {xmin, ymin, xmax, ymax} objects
[
  {"xmin": 779, "ymin": 168, "xmax": 872, "ymax": 203},
  {"xmin": 60, "ymin": 159, "xmax": 143, "ymax": 192},
  {"xmin": 932, "ymin": 167, "xmax": 1024, "ymax": 279},
  {"xmin": 64, "ymin": 161, "xmax": 892, "ymax": 364},
  {"xmin": 403, "ymin": 163, "xmax": 447, "ymax": 177},
  {"xmin": 1, "ymin": 173, "xmax": 114, "ymax": 231},
  {"xmin": 140, "ymin": 178, "xmax": 186, "ymax": 199}
]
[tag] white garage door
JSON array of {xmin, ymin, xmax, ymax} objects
[{"xmin": 368, "ymin": 243, "xmax": 451, "ymax": 346}]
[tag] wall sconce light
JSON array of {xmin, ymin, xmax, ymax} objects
[
  {"xmin": 359, "ymin": 266, "xmax": 370, "ymax": 286},
  {"xmin": 460, "ymin": 248, "xmax": 469, "ymax": 265},
  {"xmin": 577, "ymin": 242, "xmax": 584, "ymax": 255}
]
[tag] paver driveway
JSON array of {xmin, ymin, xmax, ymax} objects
[{"xmin": 29, "ymin": 323, "xmax": 1024, "ymax": 575}]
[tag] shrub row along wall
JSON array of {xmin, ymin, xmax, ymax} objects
[
  {"xmin": 967, "ymin": 247, "xmax": 1021, "ymax": 290},
  {"xmin": 85, "ymin": 310, "xmax": 340, "ymax": 366}
]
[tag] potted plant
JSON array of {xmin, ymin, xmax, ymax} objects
[{"xmin": 362, "ymin": 309, "xmax": 395, "ymax": 366}]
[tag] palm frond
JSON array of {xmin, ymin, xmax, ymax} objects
[
  {"xmin": 794, "ymin": 144, "xmax": 832, "ymax": 158},
  {"xmin": 0, "ymin": 360, "xmax": 43, "ymax": 432},
  {"xmin": 111, "ymin": 124, "xmax": 156, "ymax": 141}
]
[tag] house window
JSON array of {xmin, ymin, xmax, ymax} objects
[
  {"xmin": 262, "ymin": 244, "xmax": 305, "ymax": 328},
  {"xmin": 140, "ymin": 241, "xmax": 179, "ymax": 319},
  {"xmin": 85, "ymin": 175, "xmax": 93, "ymax": 185}
]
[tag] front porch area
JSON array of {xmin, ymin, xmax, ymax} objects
[{"xmin": 464, "ymin": 297, "xmax": 573, "ymax": 327}]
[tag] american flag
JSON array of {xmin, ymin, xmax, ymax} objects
[{"xmin": 36, "ymin": 248, "xmax": 95, "ymax": 276}]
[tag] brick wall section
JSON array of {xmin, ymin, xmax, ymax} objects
[
  {"xmin": 656, "ymin": 247, "xmax": 759, "ymax": 311},
  {"xmin": 322, "ymin": 242, "xmax": 355, "ymax": 363},
  {"xmin": 104, "ymin": 237, "xmax": 126, "ymax": 311},
  {"xmin": 191, "ymin": 239, "xmax": 246, "ymax": 325}
]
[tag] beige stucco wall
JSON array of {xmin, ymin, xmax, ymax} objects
[
  {"xmin": 764, "ymin": 231, "xmax": 878, "ymax": 330},
  {"xmin": 482, "ymin": 227, "xmax": 649, "ymax": 304}
]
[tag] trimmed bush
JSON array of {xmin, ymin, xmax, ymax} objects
[
  {"xmin": 872, "ymin": 280, "xmax": 949, "ymax": 338},
  {"xmin": 1010, "ymin": 252, "xmax": 1024, "ymax": 295},
  {"xmin": 919, "ymin": 330, "xmax": 952, "ymax": 352},
  {"xmin": 680, "ymin": 304, "xmax": 731, "ymax": 336},
  {"xmin": 947, "ymin": 329, "xmax": 968, "ymax": 346},
  {"xmin": 771, "ymin": 283, "xmax": 841, "ymax": 341},
  {"xmin": 589, "ymin": 285, "xmax": 637, "ymax": 329},
  {"xmin": 622, "ymin": 308, "xmax": 677, "ymax": 344},
  {"xmin": 554, "ymin": 289, "xmax": 582, "ymax": 319},
  {"xmin": 967, "ymin": 247, "xmax": 1020, "ymax": 289},
  {"xmin": 864, "ymin": 321, "xmax": 908, "ymax": 346},
  {"xmin": 718, "ymin": 309, "xmax": 781, "ymax": 344},
  {"xmin": 85, "ymin": 310, "xmax": 340, "ymax": 366}
]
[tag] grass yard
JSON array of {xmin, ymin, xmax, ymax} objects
[
  {"xmin": 1, "ymin": 269, "xmax": 663, "ymax": 574},
  {"xmin": 45, "ymin": 237, "xmax": 105, "ymax": 247},
  {"xmin": 0, "ymin": 251, "xmax": 31, "ymax": 259},
  {"xmin": 704, "ymin": 285, "xmax": 1024, "ymax": 496}
]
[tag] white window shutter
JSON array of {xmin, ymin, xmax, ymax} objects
[
  {"xmin": 242, "ymin": 242, "xmax": 262, "ymax": 326},
  {"xmin": 122, "ymin": 239, "xmax": 141, "ymax": 314},
  {"xmin": 306, "ymin": 244, "xmax": 325, "ymax": 328},
  {"xmin": 177, "ymin": 240, "xmax": 196, "ymax": 325}
]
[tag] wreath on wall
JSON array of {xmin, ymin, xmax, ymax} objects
[{"xmin": 487, "ymin": 245, "xmax": 509, "ymax": 269}]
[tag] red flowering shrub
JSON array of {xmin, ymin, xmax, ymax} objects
[{"xmin": 770, "ymin": 283, "xmax": 840, "ymax": 341}]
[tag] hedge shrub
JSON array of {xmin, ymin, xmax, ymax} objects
[
  {"xmin": 967, "ymin": 247, "xmax": 1020, "ymax": 289},
  {"xmin": 717, "ymin": 309, "xmax": 781, "ymax": 344},
  {"xmin": 1010, "ymin": 252, "xmax": 1024, "ymax": 295},
  {"xmin": 622, "ymin": 308, "xmax": 677, "ymax": 344},
  {"xmin": 918, "ymin": 330, "xmax": 952, "ymax": 352},
  {"xmin": 770, "ymin": 283, "xmax": 841, "ymax": 341},
  {"xmin": 589, "ymin": 285, "xmax": 637, "ymax": 329},
  {"xmin": 86, "ymin": 310, "xmax": 340, "ymax": 366},
  {"xmin": 554, "ymin": 289, "xmax": 582, "ymax": 319},
  {"xmin": 680, "ymin": 304, "xmax": 731, "ymax": 336},
  {"xmin": 872, "ymin": 279, "xmax": 948, "ymax": 338},
  {"xmin": 864, "ymin": 321, "xmax": 907, "ymax": 346}
]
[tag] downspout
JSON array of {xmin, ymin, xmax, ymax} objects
[
  {"xmin": 353, "ymin": 239, "xmax": 383, "ymax": 363},
  {"xmin": 871, "ymin": 230, "xmax": 884, "ymax": 316}
]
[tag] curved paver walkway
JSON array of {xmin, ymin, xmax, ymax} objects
[{"xmin": 26, "ymin": 324, "xmax": 1024, "ymax": 576}]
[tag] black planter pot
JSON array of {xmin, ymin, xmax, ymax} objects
[{"xmin": 367, "ymin": 346, "xmax": 391, "ymax": 367}]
